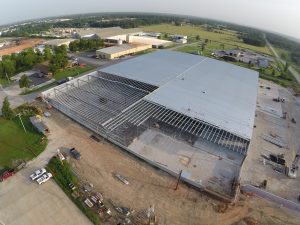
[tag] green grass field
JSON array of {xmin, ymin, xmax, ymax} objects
[
  {"xmin": 0, "ymin": 78, "xmax": 11, "ymax": 86},
  {"xmin": 0, "ymin": 116, "xmax": 47, "ymax": 168},
  {"xmin": 21, "ymin": 82, "xmax": 57, "ymax": 95},
  {"xmin": 142, "ymin": 24, "xmax": 272, "ymax": 55},
  {"xmin": 54, "ymin": 65, "xmax": 95, "ymax": 80}
]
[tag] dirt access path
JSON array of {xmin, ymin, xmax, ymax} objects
[
  {"xmin": 0, "ymin": 38, "xmax": 43, "ymax": 56},
  {"xmin": 45, "ymin": 107, "xmax": 300, "ymax": 225}
]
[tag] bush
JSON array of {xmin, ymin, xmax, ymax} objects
[
  {"xmin": 47, "ymin": 157, "xmax": 101, "ymax": 225},
  {"xmin": 1, "ymin": 97, "xmax": 15, "ymax": 120}
]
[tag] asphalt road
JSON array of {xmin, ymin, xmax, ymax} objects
[{"xmin": 0, "ymin": 83, "xmax": 37, "ymax": 115}]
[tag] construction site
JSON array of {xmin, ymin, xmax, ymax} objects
[
  {"xmin": 0, "ymin": 38, "xmax": 43, "ymax": 56},
  {"xmin": 42, "ymin": 50, "xmax": 259, "ymax": 202}
]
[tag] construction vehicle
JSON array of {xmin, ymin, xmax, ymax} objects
[
  {"xmin": 70, "ymin": 148, "xmax": 81, "ymax": 160},
  {"xmin": 57, "ymin": 149, "xmax": 66, "ymax": 161},
  {"xmin": 273, "ymin": 97, "xmax": 285, "ymax": 103},
  {"xmin": 114, "ymin": 173, "xmax": 129, "ymax": 185},
  {"xmin": 0, "ymin": 169, "xmax": 15, "ymax": 182}
]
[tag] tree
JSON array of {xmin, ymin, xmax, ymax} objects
[
  {"xmin": 284, "ymin": 62, "xmax": 289, "ymax": 72},
  {"xmin": 44, "ymin": 46, "xmax": 52, "ymax": 60},
  {"xmin": 220, "ymin": 43, "xmax": 225, "ymax": 50},
  {"xmin": 1, "ymin": 97, "xmax": 15, "ymax": 120},
  {"xmin": 196, "ymin": 35, "xmax": 200, "ymax": 40},
  {"xmin": 201, "ymin": 43, "xmax": 206, "ymax": 51},
  {"xmin": 19, "ymin": 74, "xmax": 31, "ymax": 88},
  {"xmin": 2, "ymin": 59, "xmax": 16, "ymax": 77}
]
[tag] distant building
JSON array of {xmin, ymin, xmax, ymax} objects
[
  {"xmin": 213, "ymin": 49, "xmax": 272, "ymax": 68},
  {"xmin": 44, "ymin": 39, "xmax": 75, "ymax": 48},
  {"xmin": 107, "ymin": 35, "xmax": 172, "ymax": 49},
  {"xmin": 96, "ymin": 43, "xmax": 151, "ymax": 59},
  {"xmin": 170, "ymin": 34, "xmax": 188, "ymax": 43},
  {"xmin": 72, "ymin": 27, "xmax": 142, "ymax": 40}
]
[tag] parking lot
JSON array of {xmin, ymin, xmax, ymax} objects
[{"xmin": 0, "ymin": 169, "xmax": 92, "ymax": 225}]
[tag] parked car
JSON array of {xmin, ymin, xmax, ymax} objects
[
  {"xmin": 30, "ymin": 168, "xmax": 47, "ymax": 181},
  {"xmin": 0, "ymin": 169, "xmax": 15, "ymax": 182},
  {"xmin": 36, "ymin": 172, "xmax": 52, "ymax": 185},
  {"xmin": 56, "ymin": 78, "xmax": 68, "ymax": 85},
  {"xmin": 70, "ymin": 148, "xmax": 81, "ymax": 160}
]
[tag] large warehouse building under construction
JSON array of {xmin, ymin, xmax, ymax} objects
[{"xmin": 43, "ymin": 50, "xmax": 259, "ymax": 201}]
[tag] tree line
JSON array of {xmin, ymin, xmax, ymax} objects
[
  {"xmin": 0, "ymin": 48, "xmax": 44, "ymax": 79},
  {"xmin": 69, "ymin": 39, "xmax": 104, "ymax": 52},
  {"xmin": 0, "ymin": 45, "xmax": 68, "ymax": 80}
]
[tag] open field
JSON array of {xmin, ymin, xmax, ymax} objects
[
  {"xmin": 36, "ymin": 104, "xmax": 300, "ymax": 225},
  {"xmin": 54, "ymin": 65, "xmax": 95, "ymax": 80},
  {"xmin": 142, "ymin": 24, "xmax": 272, "ymax": 55},
  {"xmin": 0, "ymin": 116, "xmax": 47, "ymax": 168},
  {"xmin": 0, "ymin": 38, "xmax": 43, "ymax": 56}
]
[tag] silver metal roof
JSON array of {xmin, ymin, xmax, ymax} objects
[
  {"xmin": 96, "ymin": 44, "xmax": 150, "ymax": 55},
  {"xmin": 100, "ymin": 50, "xmax": 207, "ymax": 86},
  {"xmin": 100, "ymin": 50, "xmax": 258, "ymax": 139}
]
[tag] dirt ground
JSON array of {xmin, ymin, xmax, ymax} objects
[
  {"xmin": 0, "ymin": 38, "xmax": 43, "ymax": 56},
  {"xmin": 43, "ymin": 104, "xmax": 300, "ymax": 225},
  {"xmin": 241, "ymin": 79, "xmax": 300, "ymax": 202}
]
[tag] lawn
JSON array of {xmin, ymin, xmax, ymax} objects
[
  {"xmin": 141, "ymin": 24, "xmax": 272, "ymax": 55},
  {"xmin": 47, "ymin": 157, "xmax": 101, "ymax": 225},
  {"xmin": 54, "ymin": 65, "xmax": 95, "ymax": 80},
  {"xmin": 0, "ymin": 78, "xmax": 11, "ymax": 86},
  {"xmin": 21, "ymin": 82, "xmax": 57, "ymax": 95},
  {"xmin": 0, "ymin": 116, "xmax": 47, "ymax": 168}
]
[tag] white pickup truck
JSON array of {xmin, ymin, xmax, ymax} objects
[
  {"xmin": 36, "ymin": 172, "xmax": 53, "ymax": 185},
  {"xmin": 30, "ymin": 168, "xmax": 47, "ymax": 181}
]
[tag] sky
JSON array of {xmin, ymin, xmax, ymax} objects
[{"xmin": 1, "ymin": 0, "xmax": 300, "ymax": 39}]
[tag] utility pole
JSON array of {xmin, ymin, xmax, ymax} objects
[
  {"xmin": 174, "ymin": 170, "xmax": 182, "ymax": 190},
  {"xmin": 17, "ymin": 113, "xmax": 27, "ymax": 133}
]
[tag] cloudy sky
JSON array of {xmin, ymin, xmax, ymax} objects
[{"xmin": 1, "ymin": 0, "xmax": 299, "ymax": 39}]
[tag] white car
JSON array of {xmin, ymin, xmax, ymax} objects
[
  {"xmin": 30, "ymin": 168, "xmax": 47, "ymax": 181},
  {"xmin": 36, "ymin": 173, "xmax": 52, "ymax": 185}
]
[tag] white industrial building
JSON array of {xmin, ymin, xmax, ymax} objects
[
  {"xmin": 96, "ymin": 43, "xmax": 152, "ymax": 59},
  {"xmin": 44, "ymin": 39, "xmax": 75, "ymax": 48},
  {"xmin": 43, "ymin": 50, "xmax": 258, "ymax": 201}
]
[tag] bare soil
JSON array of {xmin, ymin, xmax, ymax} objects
[
  {"xmin": 44, "ymin": 106, "xmax": 300, "ymax": 225},
  {"xmin": 0, "ymin": 38, "xmax": 43, "ymax": 56}
]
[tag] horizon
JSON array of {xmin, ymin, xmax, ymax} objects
[{"xmin": 0, "ymin": 0, "xmax": 299, "ymax": 39}]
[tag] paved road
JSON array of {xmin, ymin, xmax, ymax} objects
[
  {"xmin": 0, "ymin": 83, "xmax": 37, "ymax": 114},
  {"xmin": 266, "ymin": 39, "xmax": 300, "ymax": 84}
]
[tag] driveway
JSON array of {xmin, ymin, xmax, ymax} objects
[
  {"xmin": 0, "ymin": 83, "xmax": 37, "ymax": 114},
  {"xmin": 0, "ymin": 170, "xmax": 92, "ymax": 225}
]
